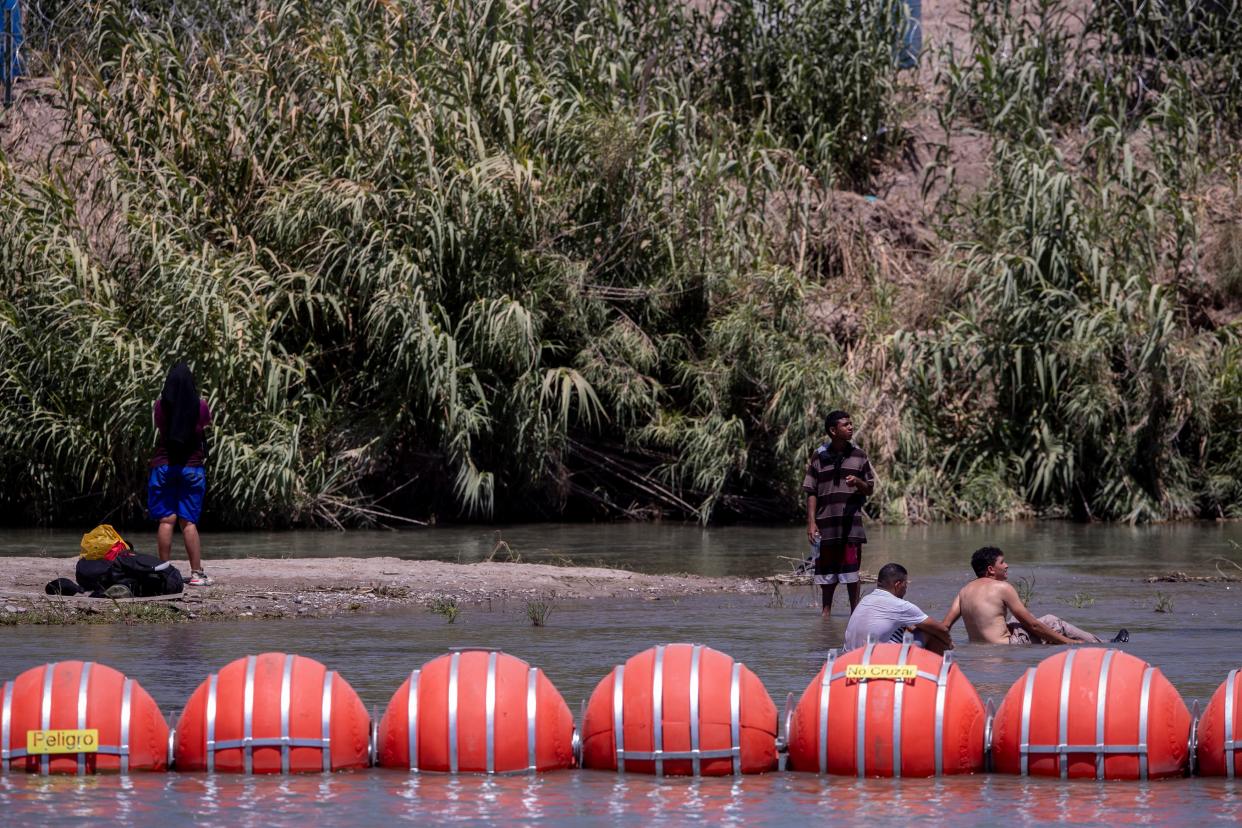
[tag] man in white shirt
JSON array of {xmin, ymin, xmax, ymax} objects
[{"xmin": 843, "ymin": 563, "xmax": 953, "ymax": 654}]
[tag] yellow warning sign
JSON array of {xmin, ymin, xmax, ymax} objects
[
  {"xmin": 845, "ymin": 664, "xmax": 918, "ymax": 681},
  {"xmin": 26, "ymin": 729, "xmax": 100, "ymax": 754}
]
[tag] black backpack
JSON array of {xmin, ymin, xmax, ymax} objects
[
  {"xmin": 74, "ymin": 553, "xmax": 184, "ymax": 597},
  {"xmin": 75, "ymin": 558, "xmax": 116, "ymax": 594},
  {"xmin": 113, "ymin": 553, "xmax": 185, "ymax": 597}
]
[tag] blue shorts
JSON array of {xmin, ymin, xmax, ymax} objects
[{"xmin": 147, "ymin": 465, "xmax": 206, "ymax": 524}]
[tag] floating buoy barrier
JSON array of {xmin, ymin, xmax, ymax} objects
[
  {"xmin": 2, "ymin": 649, "xmax": 1236, "ymax": 780},
  {"xmin": 991, "ymin": 648, "xmax": 1190, "ymax": 780},
  {"xmin": 1, "ymin": 661, "xmax": 168, "ymax": 774},
  {"xmin": 580, "ymin": 643, "xmax": 778, "ymax": 776},
  {"xmin": 785, "ymin": 638, "xmax": 985, "ymax": 777},
  {"xmin": 173, "ymin": 653, "xmax": 370, "ymax": 773},
  {"xmin": 1195, "ymin": 668, "xmax": 1241, "ymax": 777},
  {"xmin": 375, "ymin": 650, "xmax": 575, "ymax": 773}
]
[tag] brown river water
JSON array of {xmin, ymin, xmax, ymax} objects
[{"xmin": 2, "ymin": 522, "xmax": 1240, "ymax": 825}]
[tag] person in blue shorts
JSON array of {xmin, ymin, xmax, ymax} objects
[{"xmin": 148, "ymin": 362, "xmax": 213, "ymax": 586}]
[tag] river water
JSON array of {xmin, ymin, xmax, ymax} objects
[
  {"xmin": 6, "ymin": 519, "xmax": 1242, "ymax": 575},
  {"xmin": 2, "ymin": 522, "xmax": 1240, "ymax": 825}
]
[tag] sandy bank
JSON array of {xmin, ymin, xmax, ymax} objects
[{"xmin": 0, "ymin": 557, "xmax": 768, "ymax": 624}]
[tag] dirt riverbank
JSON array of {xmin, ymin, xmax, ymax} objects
[{"xmin": 0, "ymin": 557, "xmax": 770, "ymax": 625}]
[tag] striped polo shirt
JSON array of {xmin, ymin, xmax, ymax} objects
[{"xmin": 801, "ymin": 443, "xmax": 876, "ymax": 544}]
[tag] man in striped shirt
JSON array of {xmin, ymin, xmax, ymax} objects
[{"xmin": 803, "ymin": 410, "xmax": 877, "ymax": 616}]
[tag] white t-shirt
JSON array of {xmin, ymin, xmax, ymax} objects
[{"xmin": 843, "ymin": 588, "xmax": 928, "ymax": 651}]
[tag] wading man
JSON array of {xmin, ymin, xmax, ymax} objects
[
  {"xmin": 844, "ymin": 563, "xmax": 953, "ymax": 654},
  {"xmin": 803, "ymin": 410, "xmax": 876, "ymax": 616},
  {"xmin": 942, "ymin": 546, "xmax": 1127, "ymax": 645}
]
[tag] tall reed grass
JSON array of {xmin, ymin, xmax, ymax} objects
[
  {"xmin": 1, "ymin": 0, "xmax": 912, "ymax": 526},
  {"xmin": 1, "ymin": 0, "xmax": 1239, "ymax": 527},
  {"xmin": 912, "ymin": 0, "xmax": 1242, "ymax": 521}
]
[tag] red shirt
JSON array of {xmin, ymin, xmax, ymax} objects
[{"xmin": 149, "ymin": 399, "xmax": 212, "ymax": 468}]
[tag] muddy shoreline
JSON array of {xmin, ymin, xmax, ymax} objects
[{"xmin": 0, "ymin": 557, "xmax": 771, "ymax": 624}]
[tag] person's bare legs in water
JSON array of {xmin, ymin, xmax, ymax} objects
[{"xmin": 822, "ymin": 581, "xmax": 862, "ymax": 616}]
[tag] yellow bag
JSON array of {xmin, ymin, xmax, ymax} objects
[{"xmin": 80, "ymin": 525, "xmax": 129, "ymax": 560}]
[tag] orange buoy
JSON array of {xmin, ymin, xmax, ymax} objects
[
  {"xmin": 581, "ymin": 643, "xmax": 777, "ymax": 776},
  {"xmin": 1195, "ymin": 668, "xmax": 1241, "ymax": 777},
  {"xmin": 173, "ymin": 653, "xmax": 370, "ymax": 773},
  {"xmin": 991, "ymin": 648, "xmax": 1190, "ymax": 780},
  {"xmin": 1, "ymin": 661, "xmax": 168, "ymax": 774},
  {"xmin": 375, "ymin": 650, "xmax": 575, "ymax": 773},
  {"xmin": 785, "ymin": 639, "xmax": 985, "ymax": 777}
]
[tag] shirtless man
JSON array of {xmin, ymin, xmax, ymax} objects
[{"xmin": 942, "ymin": 546, "xmax": 1127, "ymax": 645}]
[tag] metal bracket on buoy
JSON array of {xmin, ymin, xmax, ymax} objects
[
  {"xmin": 776, "ymin": 692, "xmax": 794, "ymax": 771},
  {"xmin": 369, "ymin": 706, "xmax": 379, "ymax": 768},
  {"xmin": 167, "ymin": 709, "xmax": 179, "ymax": 770},
  {"xmin": 574, "ymin": 700, "xmax": 585, "ymax": 768},
  {"xmin": 983, "ymin": 697, "xmax": 995, "ymax": 773},
  {"xmin": 1188, "ymin": 699, "xmax": 1199, "ymax": 777}
]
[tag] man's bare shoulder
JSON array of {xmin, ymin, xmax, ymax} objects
[
  {"xmin": 959, "ymin": 578, "xmax": 1014, "ymax": 600},
  {"xmin": 958, "ymin": 578, "xmax": 989, "ymax": 595},
  {"xmin": 990, "ymin": 580, "xmax": 1021, "ymax": 602}
]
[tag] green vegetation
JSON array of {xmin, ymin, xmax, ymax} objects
[
  {"xmin": 427, "ymin": 596, "xmax": 461, "ymax": 623},
  {"xmin": 525, "ymin": 596, "xmax": 554, "ymax": 626},
  {"xmin": 0, "ymin": 0, "xmax": 1239, "ymax": 528},
  {"xmin": 0, "ymin": 600, "xmax": 186, "ymax": 625},
  {"xmin": 1066, "ymin": 592, "xmax": 1095, "ymax": 609},
  {"xmin": 1015, "ymin": 575, "xmax": 1037, "ymax": 606},
  {"xmin": 916, "ymin": 0, "xmax": 1242, "ymax": 522}
]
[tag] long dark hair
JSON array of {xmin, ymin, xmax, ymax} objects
[{"xmin": 161, "ymin": 362, "xmax": 200, "ymax": 463}]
